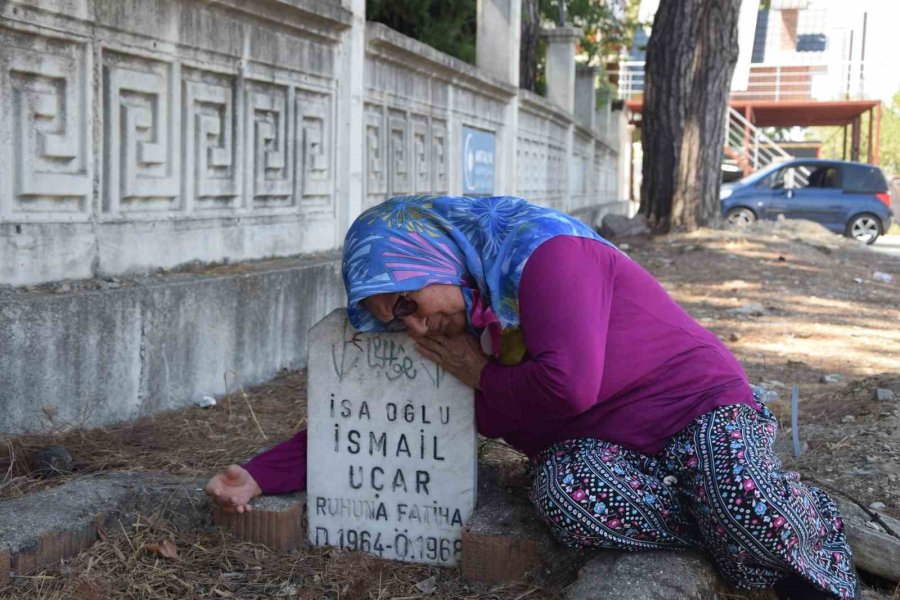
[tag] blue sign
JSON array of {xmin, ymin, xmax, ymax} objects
[{"xmin": 461, "ymin": 126, "xmax": 495, "ymax": 195}]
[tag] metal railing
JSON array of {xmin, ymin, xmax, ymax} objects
[
  {"xmin": 724, "ymin": 106, "xmax": 793, "ymax": 174},
  {"xmin": 609, "ymin": 59, "xmax": 887, "ymax": 102}
]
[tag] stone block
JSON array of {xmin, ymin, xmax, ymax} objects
[
  {"xmin": 461, "ymin": 465, "xmax": 580, "ymax": 587},
  {"xmin": 306, "ymin": 310, "xmax": 477, "ymax": 567},
  {"xmin": 213, "ymin": 493, "xmax": 307, "ymax": 553},
  {"xmin": 0, "ymin": 256, "xmax": 344, "ymax": 434}
]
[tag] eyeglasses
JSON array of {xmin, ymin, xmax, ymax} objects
[{"xmin": 392, "ymin": 294, "xmax": 418, "ymax": 319}]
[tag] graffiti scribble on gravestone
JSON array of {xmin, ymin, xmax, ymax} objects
[{"xmin": 367, "ymin": 336, "xmax": 417, "ymax": 381}]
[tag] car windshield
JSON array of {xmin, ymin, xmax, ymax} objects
[{"xmin": 731, "ymin": 162, "xmax": 788, "ymax": 186}]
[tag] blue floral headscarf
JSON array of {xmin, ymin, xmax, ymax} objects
[{"xmin": 342, "ymin": 194, "xmax": 617, "ymax": 332}]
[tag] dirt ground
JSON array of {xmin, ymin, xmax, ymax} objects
[{"xmin": 2, "ymin": 221, "xmax": 899, "ymax": 598}]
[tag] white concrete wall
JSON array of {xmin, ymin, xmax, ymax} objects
[
  {"xmin": 0, "ymin": 0, "xmax": 625, "ymax": 432},
  {"xmin": 1, "ymin": 0, "xmax": 622, "ymax": 287},
  {"xmin": 0, "ymin": 0, "xmax": 353, "ymax": 287}
]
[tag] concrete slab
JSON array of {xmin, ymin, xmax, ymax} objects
[{"xmin": 0, "ymin": 472, "xmax": 208, "ymax": 580}]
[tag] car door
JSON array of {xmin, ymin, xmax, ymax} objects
[
  {"xmin": 749, "ymin": 166, "xmax": 791, "ymax": 220},
  {"xmin": 764, "ymin": 164, "xmax": 805, "ymax": 220},
  {"xmin": 789, "ymin": 163, "xmax": 844, "ymax": 228}
]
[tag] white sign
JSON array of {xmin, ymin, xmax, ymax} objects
[{"xmin": 306, "ymin": 309, "xmax": 477, "ymax": 566}]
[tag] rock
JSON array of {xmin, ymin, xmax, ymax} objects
[
  {"xmin": 726, "ymin": 303, "xmax": 769, "ymax": 317},
  {"xmin": 875, "ymin": 388, "xmax": 895, "ymax": 402},
  {"xmin": 728, "ymin": 333, "xmax": 741, "ymax": 342},
  {"xmin": 414, "ymin": 575, "xmax": 437, "ymax": 594},
  {"xmin": 599, "ymin": 215, "xmax": 649, "ymax": 239},
  {"xmin": 565, "ymin": 550, "xmax": 745, "ymax": 600},
  {"xmin": 864, "ymin": 521, "xmax": 887, "ymax": 534},
  {"xmin": 194, "ymin": 395, "xmax": 217, "ymax": 408},
  {"xmin": 841, "ymin": 415, "xmax": 856, "ymax": 424},
  {"xmin": 31, "ymin": 445, "xmax": 73, "ymax": 477},
  {"xmin": 820, "ymin": 374, "xmax": 844, "ymax": 384},
  {"xmin": 868, "ymin": 502, "xmax": 887, "ymax": 511}
]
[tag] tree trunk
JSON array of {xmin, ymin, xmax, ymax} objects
[
  {"xmin": 520, "ymin": 0, "xmax": 540, "ymax": 91},
  {"xmin": 639, "ymin": 0, "xmax": 741, "ymax": 233}
]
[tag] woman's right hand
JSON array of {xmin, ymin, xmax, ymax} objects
[{"xmin": 204, "ymin": 464, "xmax": 263, "ymax": 514}]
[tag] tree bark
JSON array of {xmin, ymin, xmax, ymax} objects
[
  {"xmin": 639, "ymin": 0, "xmax": 741, "ymax": 233},
  {"xmin": 520, "ymin": 0, "xmax": 540, "ymax": 91}
]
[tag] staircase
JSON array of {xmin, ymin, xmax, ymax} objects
[{"xmin": 724, "ymin": 107, "xmax": 793, "ymax": 176}]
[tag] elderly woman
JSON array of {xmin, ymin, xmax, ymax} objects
[{"xmin": 206, "ymin": 195, "xmax": 857, "ymax": 599}]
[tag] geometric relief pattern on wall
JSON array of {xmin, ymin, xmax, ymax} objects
[
  {"xmin": 182, "ymin": 69, "xmax": 239, "ymax": 210},
  {"xmin": 388, "ymin": 109, "xmax": 410, "ymax": 195},
  {"xmin": 246, "ymin": 81, "xmax": 293, "ymax": 209},
  {"xmin": 515, "ymin": 136, "xmax": 549, "ymax": 203},
  {"xmin": 411, "ymin": 114, "xmax": 429, "ymax": 193},
  {"xmin": 364, "ymin": 104, "xmax": 386, "ymax": 206},
  {"xmin": 3, "ymin": 33, "xmax": 90, "ymax": 216},
  {"xmin": 431, "ymin": 119, "xmax": 448, "ymax": 194},
  {"xmin": 103, "ymin": 51, "xmax": 180, "ymax": 213},
  {"xmin": 296, "ymin": 89, "xmax": 334, "ymax": 217},
  {"xmin": 547, "ymin": 143, "xmax": 567, "ymax": 209}
]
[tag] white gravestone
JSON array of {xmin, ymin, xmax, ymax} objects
[{"xmin": 307, "ymin": 309, "xmax": 477, "ymax": 566}]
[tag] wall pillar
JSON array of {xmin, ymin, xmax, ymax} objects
[
  {"xmin": 543, "ymin": 26, "xmax": 581, "ymax": 114},
  {"xmin": 337, "ymin": 0, "xmax": 366, "ymax": 234},
  {"xmin": 476, "ymin": 0, "xmax": 521, "ymax": 195},
  {"xmin": 476, "ymin": 0, "xmax": 521, "ymax": 87},
  {"xmin": 574, "ymin": 66, "xmax": 597, "ymax": 129}
]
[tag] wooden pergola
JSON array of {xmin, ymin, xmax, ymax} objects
[{"xmin": 624, "ymin": 98, "xmax": 883, "ymax": 164}]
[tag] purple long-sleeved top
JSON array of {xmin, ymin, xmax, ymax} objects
[{"xmin": 245, "ymin": 236, "xmax": 757, "ymax": 493}]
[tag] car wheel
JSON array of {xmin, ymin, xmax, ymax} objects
[
  {"xmin": 726, "ymin": 207, "xmax": 756, "ymax": 229},
  {"xmin": 845, "ymin": 213, "xmax": 881, "ymax": 245}
]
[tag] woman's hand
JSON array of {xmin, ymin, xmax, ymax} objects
[
  {"xmin": 204, "ymin": 464, "xmax": 262, "ymax": 514},
  {"xmin": 415, "ymin": 333, "xmax": 490, "ymax": 389}
]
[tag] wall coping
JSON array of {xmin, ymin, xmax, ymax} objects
[
  {"xmin": 206, "ymin": 0, "xmax": 353, "ymax": 40},
  {"xmin": 366, "ymin": 22, "xmax": 517, "ymax": 102},
  {"xmin": 519, "ymin": 89, "xmax": 574, "ymax": 128}
]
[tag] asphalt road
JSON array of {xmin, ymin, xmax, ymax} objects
[{"xmin": 871, "ymin": 234, "xmax": 900, "ymax": 258}]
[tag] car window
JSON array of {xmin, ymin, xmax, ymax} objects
[
  {"xmin": 768, "ymin": 165, "xmax": 811, "ymax": 190},
  {"xmin": 842, "ymin": 164, "xmax": 888, "ymax": 193},
  {"xmin": 806, "ymin": 166, "xmax": 840, "ymax": 188}
]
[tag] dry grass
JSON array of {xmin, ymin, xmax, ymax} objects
[
  {"xmin": 0, "ymin": 369, "xmax": 308, "ymax": 500},
  {"xmin": 0, "ymin": 513, "xmax": 554, "ymax": 600}
]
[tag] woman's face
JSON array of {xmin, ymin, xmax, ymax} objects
[{"xmin": 363, "ymin": 284, "xmax": 467, "ymax": 338}]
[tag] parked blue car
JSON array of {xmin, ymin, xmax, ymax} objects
[{"xmin": 720, "ymin": 159, "xmax": 893, "ymax": 244}]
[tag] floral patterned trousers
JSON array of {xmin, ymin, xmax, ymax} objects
[{"xmin": 529, "ymin": 402, "xmax": 858, "ymax": 599}]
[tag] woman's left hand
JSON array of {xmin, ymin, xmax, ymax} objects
[{"xmin": 414, "ymin": 333, "xmax": 490, "ymax": 389}]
